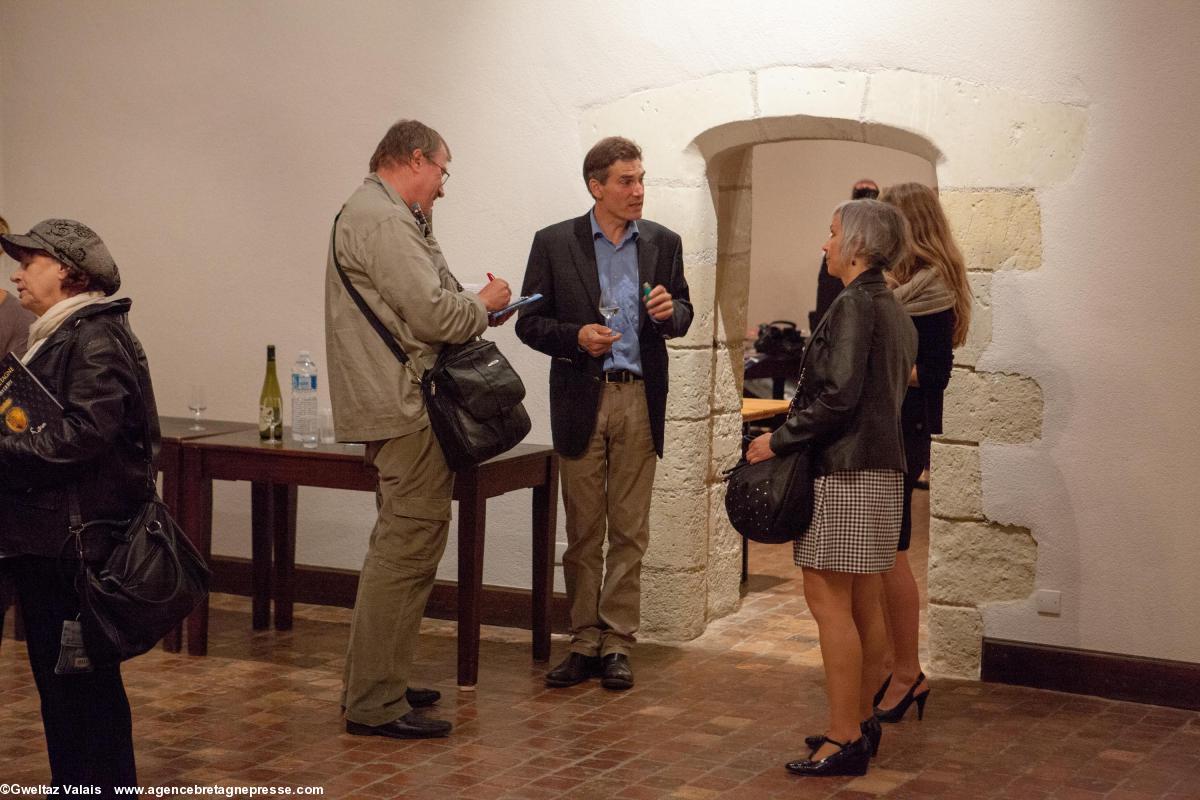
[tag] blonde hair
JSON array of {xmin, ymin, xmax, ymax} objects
[{"xmin": 880, "ymin": 182, "xmax": 972, "ymax": 347}]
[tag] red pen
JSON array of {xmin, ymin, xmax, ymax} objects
[{"xmin": 486, "ymin": 272, "xmax": 496, "ymax": 281}]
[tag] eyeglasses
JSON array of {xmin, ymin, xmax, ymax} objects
[{"xmin": 427, "ymin": 157, "xmax": 450, "ymax": 186}]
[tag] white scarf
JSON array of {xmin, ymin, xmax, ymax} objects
[{"xmin": 22, "ymin": 292, "xmax": 108, "ymax": 364}]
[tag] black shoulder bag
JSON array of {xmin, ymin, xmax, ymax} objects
[
  {"xmin": 70, "ymin": 325, "xmax": 210, "ymax": 665},
  {"xmin": 723, "ymin": 366, "xmax": 815, "ymax": 544},
  {"xmin": 331, "ymin": 209, "xmax": 530, "ymax": 471}
]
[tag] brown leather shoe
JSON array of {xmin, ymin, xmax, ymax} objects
[
  {"xmin": 600, "ymin": 653, "xmax": 633, "ymax": 690},
  {"xmin": 544, "ymin": 653, "xmax": 601, "ymax": 687},
  {"xmin": 346, "ymin": 710, "xmax": 451, "ymax": 739}
]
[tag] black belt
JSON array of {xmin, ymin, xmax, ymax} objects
[{"xmin": 601, "ymin": 369, "xmax": 642, "ymax": 383}]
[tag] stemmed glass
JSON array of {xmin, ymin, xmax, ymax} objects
[
  {"xmin": 598, "ymin": 292, "xmax": 620, "ymax": 326},
  {"xmin": 188, "ymin": 384, "xmax": 207, "ymax": 431}
]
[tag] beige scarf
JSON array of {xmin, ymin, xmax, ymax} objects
[
  {"xmin": 22, "ymin": 291, "xmax": 107, "ymax": 364},
  {"xmin": 888, "ymin": 267, "xmax": 954, "ymax": 317}
]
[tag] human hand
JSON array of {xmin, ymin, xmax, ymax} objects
[
  {"xmin": 477, "ymin": 277, "xmax": 512, "ymax": 312},
  {"xmin": 577, "ymin": 323, "xmax": 622, "ymax": 356},
  {"xmin": 644, "ymin": 284, "xmax": 673, "ymax": 322},
  {"xmin": 745, "ymin": 432, "xmax": 776, "ymax": 464}
]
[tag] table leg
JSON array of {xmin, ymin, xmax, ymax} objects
[
  {"xmin": 272, "ymin": 484, "xmax": 298, "ymax": 631},
  {"xmin": 249, "ymin": 482, "xmax": 273, "ymax": 630},
  {"xmin": 456, "ymin": 481, "xmax": 485, "ymax": 688},
  {"xmin": 180, "ymin": 448, "xmax": 213, "ymax": 656},
  {"xmin": 159, "ymin": 443, "xmax": 183, "ymax": 652},
  {"xmin": 530, "ymin": 456, "xmax": 558, "ymax": 662}
]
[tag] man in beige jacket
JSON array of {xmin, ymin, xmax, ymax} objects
[{"xmin": 325, "ymin": 119, "xmax": 512, "ymax": 739}]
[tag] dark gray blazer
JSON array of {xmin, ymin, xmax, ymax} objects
[{"xmin": 515, "ymin": 213, "xmax": 692, "ymax": 458}]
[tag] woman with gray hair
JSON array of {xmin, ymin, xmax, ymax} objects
[{"xmin": 746, "ymin": 199, "xmax": 917, "ymax": 777}]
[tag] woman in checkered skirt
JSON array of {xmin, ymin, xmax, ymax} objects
[{"xmin": 747, "ymin": 199, "xmax": 917, "ymax": 778}]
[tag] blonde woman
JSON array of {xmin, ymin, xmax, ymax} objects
[{"xmin": 874, "ymin": 182, "xmax": 971, "ymax": 722}]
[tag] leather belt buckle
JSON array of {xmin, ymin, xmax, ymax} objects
[{"xmin": 602, "ymin": 370, "xmax": 640, "ymax": 383}]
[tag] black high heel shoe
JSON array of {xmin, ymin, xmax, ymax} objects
[
  {"xmin": 873, "ymin": 673, "xmax": 892, "ymax": 707},
  {"xmin": 804, "ymin": 717, "xmax": 881, "ymax": 757},
  {"xmin": 785, "ymin": 736, "xmax": 870, "ymax": 777},
  {"xmin": 874, "ymin": 671, "xmax": 930, "ymax": 723}
]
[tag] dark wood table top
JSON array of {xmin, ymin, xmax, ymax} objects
[{"xmin": 159, "ymin": 416, "xmax": 258, "ymax": 442}]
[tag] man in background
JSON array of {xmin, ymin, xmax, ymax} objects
[
  {"xmin": 811, "ymin": 179, "xmax": 879, "ymax": 328},
  {"xmin": 325, "ymin": 120, "xmax": 512, "ymax": 739},
  {"xmin": 516, "ymin": 136, "xmax": 692, "ymax": 691}
]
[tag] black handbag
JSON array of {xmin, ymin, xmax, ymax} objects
[
  {"xmin": 723, "ymin": 447, "xmax": 815, "ymax": 544},
  {"xmin": 71, "ymin": 495, "xmax": 211, "ymax": 665},
  {"xmin": 331, "ymin": 209, "xmax": 530, "ymax": 471},
  {"xmin": 69, "ymin": 325, "xmax": 210, "ymax": 664},
  {"xmin": 753, "ymin": 320, "xmax": 805, "ymax": 356},
  {"xmin": 421, "ymin": 338, "xmax": 531, "ymax": 471}
]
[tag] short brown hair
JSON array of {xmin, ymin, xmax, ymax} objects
[
  {"xmin": 369, "ymin": 119, "xmax": 446, "ymax": 173},
  {"xmin": 583, "ymin": 136, "xmax": 642, "ymax": 189}
]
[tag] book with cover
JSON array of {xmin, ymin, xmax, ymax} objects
[{"xmin": 0, "ymin": 353, "xmax": 63, "ymax": 436}]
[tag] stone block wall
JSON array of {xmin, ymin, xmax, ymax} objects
[{"xmin": 929, "ymin": 190, "xmax": 1045, "ymax": 677}]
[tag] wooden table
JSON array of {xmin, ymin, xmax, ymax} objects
[
  {"xmin": 741, "ymin": 397, "xmax": 791, "ymax": 422},
  {"xmin": 157, "ymin": 416, "xmax": 258, "ymax": 652},
  {"xmin": 176, "ymin": 432, "xmax": 558, "ymax": 688}
]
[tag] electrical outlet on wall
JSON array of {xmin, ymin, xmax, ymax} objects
[{"xmin": 1035, "ymin": 589, "xmax": 1062, "ymax": 616}]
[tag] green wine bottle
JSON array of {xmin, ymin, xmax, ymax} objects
[{"xmin": 259, "ymin": 344, "xmax": 282, "ymax": 442}]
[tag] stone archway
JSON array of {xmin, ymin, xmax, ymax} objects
[{"xmin": 580, "ymin": 68, "xmax": 1086, "ymax": 677}]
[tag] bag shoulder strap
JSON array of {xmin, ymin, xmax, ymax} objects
[{"xmin": 331, "ymin": 208, "xmax": 411, "ymax": 366}]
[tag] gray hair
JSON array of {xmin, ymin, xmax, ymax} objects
[{"xmin": 835, "ymin": 198, "xmax": 910, "ymax": 272}]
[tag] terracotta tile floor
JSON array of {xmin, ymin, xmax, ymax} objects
[{"xmin": 3, "ymin": 491, "xmax": 1199, "ymax": 798}]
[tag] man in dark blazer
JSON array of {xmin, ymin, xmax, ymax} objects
[{"xmin": 516, "ymin": 136, "xmax": 692, "ymax": 690}]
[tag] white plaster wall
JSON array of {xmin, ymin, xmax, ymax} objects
[
  {"xmin": 0, "ymin": 1, "xmax": 1198, "ymax": 662},
  {"xmin": 749, "ymin": 140, "xmax": 936, "ymax": 334}
]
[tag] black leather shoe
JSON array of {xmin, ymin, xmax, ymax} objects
[
  {"xmin": 405, "ymin": 687, "xmax": 441, "ymax": 708},
  {"xmin": 600, "ymin": 653, "xmax": 634, "ymax": 690},
  {"xmin": 545, "ymin": 653, "xmax": 601, "ymax": 687},
  {"xmin": 785, "ymin": 736, "xmax": 870, "ymax": 777},
  {"xmin": 805, "ymin": 717, "xmax": 882, "ymax": 757},
  {"xmin": 346, "ymin": 710, "xmax": 451, "ymax": 739}
]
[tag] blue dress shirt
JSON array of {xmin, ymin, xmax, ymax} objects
[{"xmin": 590, "ymin": 210, "xmax": 643, "ymax": 375}]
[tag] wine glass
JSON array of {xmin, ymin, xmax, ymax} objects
[
  {"xmin": 598, "ymin": 292, "xmax": 620, "ymax": 325},
  {"xmin": 188, "ymin": 384, "xmax": 207, "ymax": 431}
]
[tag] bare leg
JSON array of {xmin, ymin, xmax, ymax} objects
[
  {"xmin": 802, "ymin": 568, "xmax": 861, "ymax": 760},
  {"xmin": 852, "ymin": 573, "xmax": 888, "ymax": 721},
  {"xmin": 879, "ymin": 551, "xmax": 927, "ymax": 708}
]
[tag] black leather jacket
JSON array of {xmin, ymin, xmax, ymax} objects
[
  {"xmin": 0, "ymin": 299, "xmax": 159, "ymax": 560},
  {"xmin": 770, "ymin": 270, "xmax": 917, "ymax": 475}
]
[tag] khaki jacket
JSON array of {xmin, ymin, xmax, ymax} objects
[{"xmin": 325, "ymin": 175, "xmax": 487, "ymax": 442}]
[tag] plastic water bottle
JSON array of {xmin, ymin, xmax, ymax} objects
[{"xmin": 290, "ymin": 350, "xmax": 319, "ymax": 448}]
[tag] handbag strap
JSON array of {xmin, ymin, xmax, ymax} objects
[{"xmin": 331, "ymin": 208, "xmax": 412, "ymax": 366}]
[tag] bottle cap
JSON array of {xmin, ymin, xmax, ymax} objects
[{"xmin": 267, "ymin": 344, "xmax": 275, "ymax": 358}]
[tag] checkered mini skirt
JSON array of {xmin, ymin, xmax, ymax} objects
[{"xmin": 793, "ymin": 469, "xmax": 904, "ymax": 573}]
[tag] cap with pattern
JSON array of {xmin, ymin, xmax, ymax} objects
[{"xmin": 1, "ymin": 219, "xmax": 120, "ymax": 295}]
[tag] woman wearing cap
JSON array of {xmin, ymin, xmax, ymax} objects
[
  {"xmin": 0, "ymin": 219, "xmax": 157, "ymax": 795},
  {"xmin": 872, "ymin": 182, "xmax": 972, "ymax": 723},
  {"xmin": 746, "ymin": 199, "xmax": 916, "ymax": 777}
]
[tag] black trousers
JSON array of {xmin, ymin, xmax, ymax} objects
[{"xmin": 8, "ymin": 556, "xmax": 137, "ymax": 796}]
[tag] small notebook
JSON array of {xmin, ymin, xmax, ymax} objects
[{"xmin": 489, "ymin": 293, "xmax": 544, "ymax": 320}]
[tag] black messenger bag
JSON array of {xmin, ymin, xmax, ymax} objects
[{"xmin": 331, "ymin": 209, "xmax": 530, "ymax": 471}]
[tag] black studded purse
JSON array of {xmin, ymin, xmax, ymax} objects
[{"xmin": 722, "ymin": 445, "xmax": 814, "ymax": 544}]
